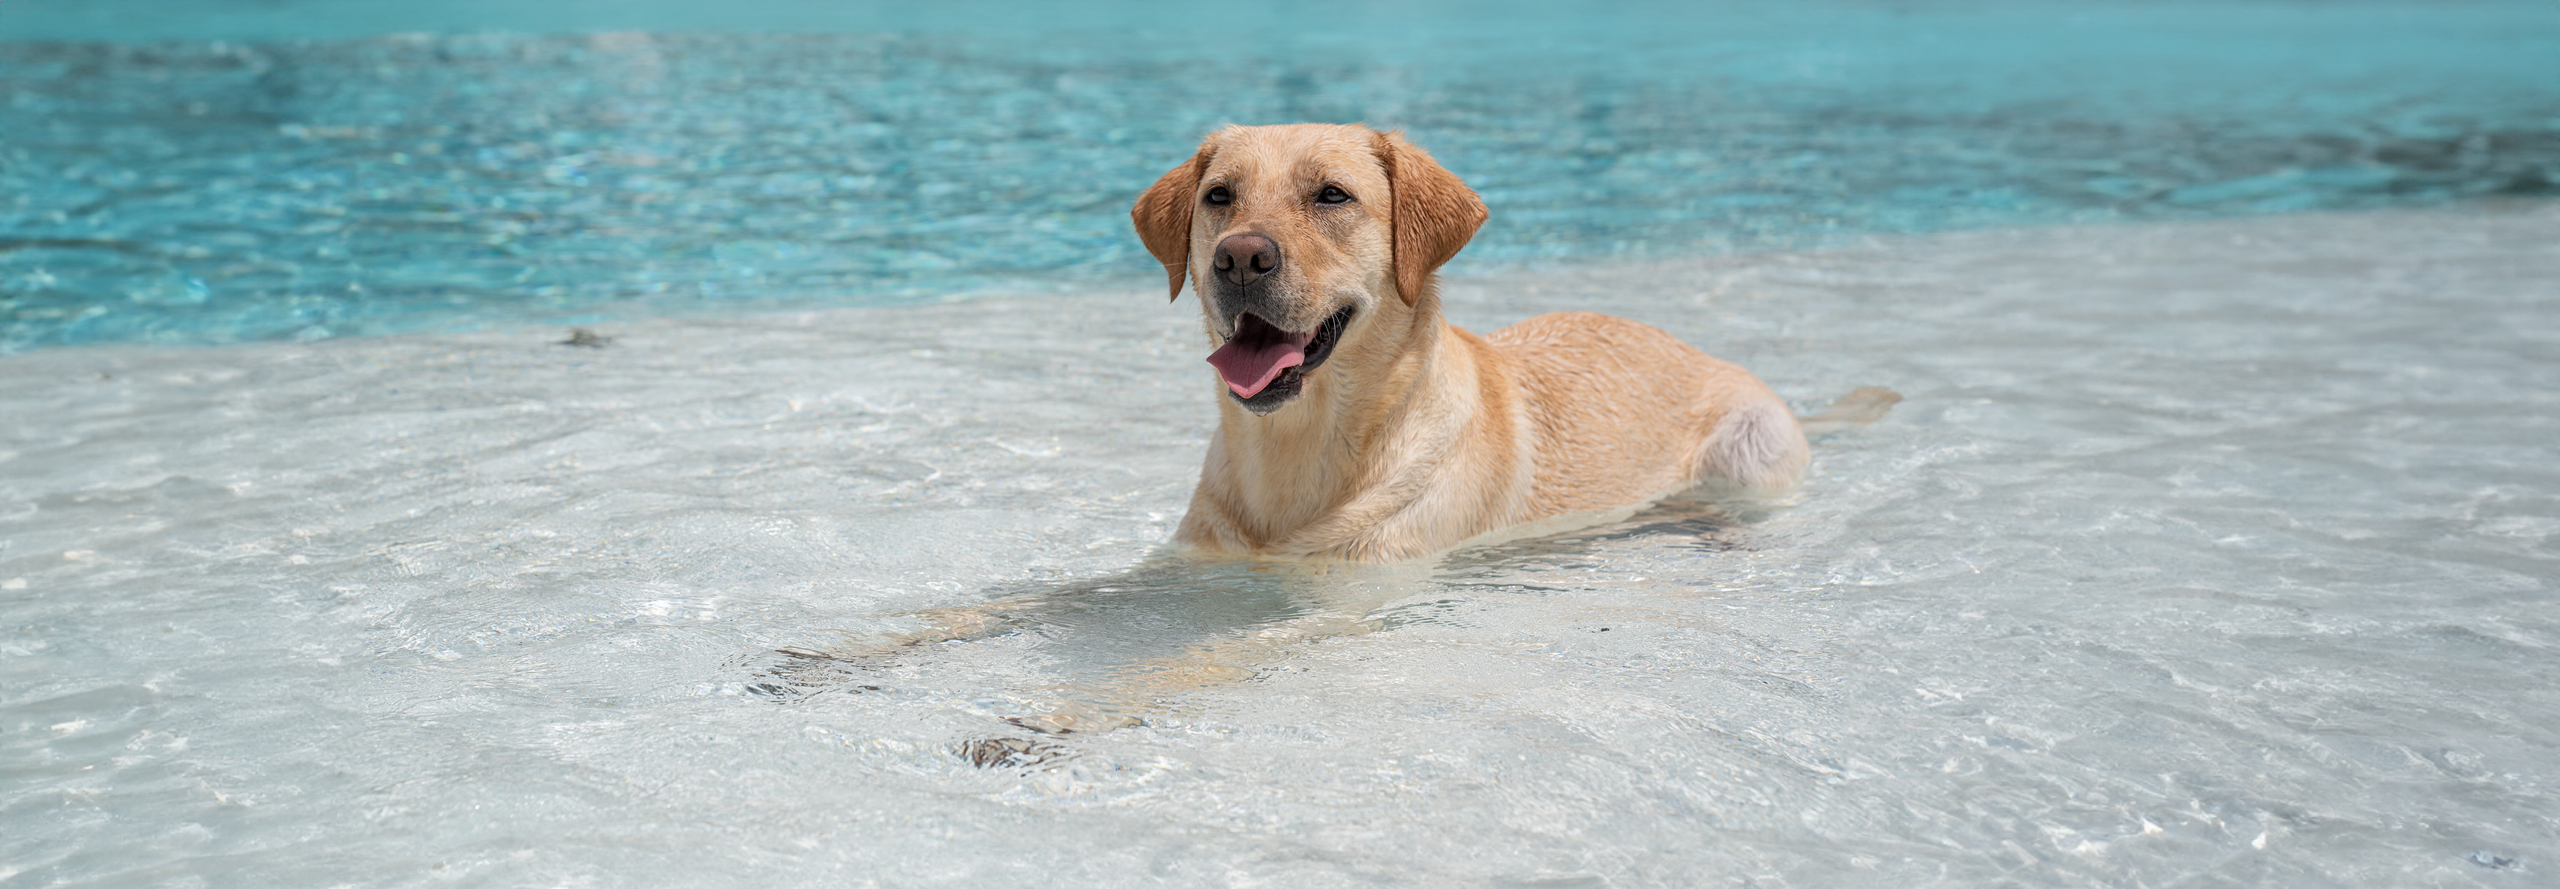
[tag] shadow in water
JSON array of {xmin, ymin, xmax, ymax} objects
[
  {"xmin": 1438, "ymin": 489, "xmax": 1772, "ymax": 576},
  {"xmin": 739, "ymin": 491, "xmax": 1764, "ymax": 768},
  {"xmin": 740, "ymin": 557, "xmax": 1436, "ymax": 764}
]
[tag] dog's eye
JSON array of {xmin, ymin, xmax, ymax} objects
[
  {"xmin": 1317, "ymin": 185, "xmax": 1353, "ymax": 204},
  {"xmin": 1203, "ymin": 186, "xmax": 1232, "ymax": 206}
]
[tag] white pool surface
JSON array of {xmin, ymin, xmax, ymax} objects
[{"xmin": 4, "ymin": 201, "xmax": 2555, "ymax": 885}]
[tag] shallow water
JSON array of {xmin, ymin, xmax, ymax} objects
[
  {"xmin": 6, "ymin": 1, "xmax": 2557, "ymax": 349},
  {"xmin": 4, "ymin": 202, "xmax": 2555, "ymax": 885}
]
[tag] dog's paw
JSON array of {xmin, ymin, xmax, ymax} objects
[
  {"xmin": 731, "ymin": 647, "xmax": 891, "ymax": 702},
  {"xmin": 954, "ymin": 735, "xmax": 1072, "ymax": 769}
]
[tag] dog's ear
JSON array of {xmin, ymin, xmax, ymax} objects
[
  {"xmin": 1375, "ymin": 131, "xmax": 1488, "ymax": 306},
  {"xmin": 1130, "ymin": 140, "xmax": 1214, "ymax": 301}
]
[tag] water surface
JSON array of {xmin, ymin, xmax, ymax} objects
[
  {"xmin": 4, "ymin": 203, "xmax": 2554, "ymax": 885},
  {"xmin": 5, "ymin": 2, "xmax": 2557, "ymax": 884},
  {"xmin": 4, "ymin": 1, "xmax": 2556, "ymax": 349}
]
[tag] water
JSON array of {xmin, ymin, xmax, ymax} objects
[
  {"xmin": 5, "ymin": 2, "xmax": 2557, "ymax": 350},
  {"xmin": 5, "ymin": 201, "xmax": 2556, "ymax": 885},
  {"xmin": 6, "ymin": 1, "xmax": 2560, "ymax": 885}
]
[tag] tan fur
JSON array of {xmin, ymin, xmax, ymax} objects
[{"xmin": 1133, "ymin": 124, "xmax": 1817, "ymax": 562}]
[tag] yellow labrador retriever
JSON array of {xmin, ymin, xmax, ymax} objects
[
  {"xmin": 758, "ymin": 125, "xmax": 1895, "ymax": 751},
  {"xmin": 1133, "ymin": 123, "xmax": 1893, "ymax": 561}
]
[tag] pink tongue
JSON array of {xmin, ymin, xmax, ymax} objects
[{"xmin": 1206, "ymin": 336, "xmax": 1311, "ymax": 398}]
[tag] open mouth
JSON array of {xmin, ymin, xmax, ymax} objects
[{"xmin": 1205, "ymin": 304, "xmax": 1354, "ymax": 411}]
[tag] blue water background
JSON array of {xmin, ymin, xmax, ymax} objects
[{"xmin": 3, "ymin": 1, "xmax": 2556, "ymax": 351}]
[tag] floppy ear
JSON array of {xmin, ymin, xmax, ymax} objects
[
  {"xmin": 1130, "ymin": 141, "xmax": 1213, "ymax": 301},
  {"xmin": 1374, "ymin": 130, "xmax": 1488, "ymax": 306}
]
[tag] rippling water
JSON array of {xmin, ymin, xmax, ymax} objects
[
  {"xmin": 6, "ymin": 2, "xmax": 2559, "ymax": 884},
  {"xmin": 4, "ymin": 1, "xmax": 2556, "ymax": 349},
  {"xmin": 4, "ymin": 203, "xmax": 2555, "ymax": 885}
]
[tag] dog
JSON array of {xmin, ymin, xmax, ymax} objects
[
  {"xmin": 750, "ymin": 126, "xmax": 1894, "ymax": 756},
  {"xmin": 1132, "ymin": 123, "xmax": 1895, "ymax": 561}
]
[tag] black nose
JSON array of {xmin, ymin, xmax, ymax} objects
[{"xmin": 1213, "ymin": 233, "xmax": 1281, "ymax": 288}]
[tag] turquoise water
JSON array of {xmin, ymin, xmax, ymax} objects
[{"xmin": 4, "ymin": 1, "xmax": 2556, "ymax": 350}]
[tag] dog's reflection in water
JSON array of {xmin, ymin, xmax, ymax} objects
[{"xmin": 750, "ymin": 494, "xmax": 1757, "ymax": 768}]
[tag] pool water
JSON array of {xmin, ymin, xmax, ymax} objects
[
  {"xmin": 4, "ymin": 2, "xmax": 2556, "ymax": 350},
  {"xmin": 6, "ymin": 202, "xmax": 2556, "ymax": 886},
  {"xmin": 5, "ymin": 2, "xmax": 2559, "ymax": 886}
]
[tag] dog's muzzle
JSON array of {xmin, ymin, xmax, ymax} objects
[{"xmin": 1207, "ymin": 305, "xmax": 1354, "ymax": 415}]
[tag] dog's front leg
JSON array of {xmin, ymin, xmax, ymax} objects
[{"xmin": 1001, "ymin": 609, "xmax": 1386, "ymax": 736}]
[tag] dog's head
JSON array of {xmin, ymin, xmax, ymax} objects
[{"xmin": 1130, "ymin": 124, "xmax": 1487, "ymax": 415}]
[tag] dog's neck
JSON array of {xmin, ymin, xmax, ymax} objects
[{"xmin": 1204, "ymin": 287, "xmax": 1484, "ymax": 549}]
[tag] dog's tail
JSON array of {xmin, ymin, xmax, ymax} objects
[{"xmin": 1797, "ymin": 386, "xmax": 1902, "ymax": 436}]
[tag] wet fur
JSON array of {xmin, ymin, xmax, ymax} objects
[
  {"xmin": 1134, "ymin": 124, "xmax": 1838, "ymax": 561},
  {"xmin": 750, "ymin": 129, "xmax": 1892, "ymax": 762}
]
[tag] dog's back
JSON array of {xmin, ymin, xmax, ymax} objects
[{"xmin": 1487, "ymin": 311, "xmax": 1810, "ymax": 514}]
